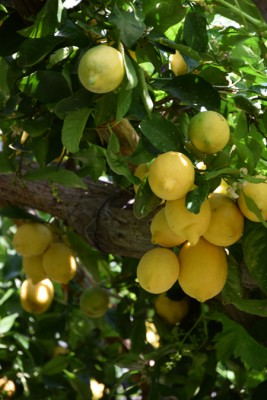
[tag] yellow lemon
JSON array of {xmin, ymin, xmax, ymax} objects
[
  {"xmin": 165, "ymin": 197, "xmax": 211, "ymax": 246},
  {"xmin": 13, "ymin": 222, "xmax": 52, "ymax": 257},
  {"xmin": 148, "ymin": 151, "xmax": 195, "ymax": 200},
  {"xmin": 0, "ymin": 377, "xmax": 16, "ymax": 398},
  {"xmin": 169, "ymin": 50, "xmax": 188, "ymax": 76},
  {"xmin": 42, "ymin": 242, "xmax": 77, "ymax": 284},
  {"xmin": 203, "ymin": 193, "xmax": 244, "ymax": 246},
  {"xmin": 80, "ymin": 287, "xmax": 109, "ymax": 318},
  {"xmin": 22, "ymin": 255, "xmax": 47, "ymax": 284},
  {"xmin": 78, "ymin": 45, "xmax": 125, "ymax": 93},
  {"xmin": 137, "ymin": 248, "xmax": 180, "ymax": 294},
  {"xmin": 150, "ymin": 207, "xmax": 186, "ymax": 247},
  {"xmin": 178, "ymin": 238, "xmax": 228, "ymax": 302},
  {"xmin": 155, "ymin": 293, "xmax": 190, "ymax": 325},
  {"xmin": 20, "ymin": 278, "xmax": 54, "ymax": 314},
  {"xmin": 133, "ymin": 163, "xmax": 149, "ymax": 193},
  {"xmin": 237, "ymin": 175, "xmax": 267, "ymax": 222},
  {"xmin": 188, "ymin": 111, "xmax": 230, "ymax": 154}
]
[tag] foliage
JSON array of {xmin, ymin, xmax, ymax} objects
[{"xmin": 0, "ymin": 0, "xmax": 267, "ymax": 398}]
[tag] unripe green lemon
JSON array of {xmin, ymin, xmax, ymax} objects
[{"xmin": 80, "ymin": 287, "xmax": 109, "ymax": 318}]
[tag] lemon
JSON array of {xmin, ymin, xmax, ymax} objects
[
  {"xmin": 214, "ymin": 179, "xmax": 230, "ymax": 195},
  {"xmin": 188, "ymin": 111, "xmax": 230, "ymax": 154},
  {"xmin": 20, "ymin": 278, "xmax": 54, "ymax": 314},
  {"xmin": 203, "ymin": 193, "xmax": 244, "ymax": 246},
  {"xmin": 80, "ymin": 287, "xmax": 109, "ymax": 318},
  {"xmin": 169, "ymin": 50, "xmax": 188, "ymax": 76},
  {"xmin": 0, "ymin": 377, "xmax": 16, "ymax": 398},
  {"xmin": 22, "ymin": 255, "xmax": 47, "ymax": 284},
  {"xmin": 165, "ymin": 197, "xmax": 211, "ymax": 246},
  {"xmin": 13, "ymin": 222, "xmax": 52, "ymax": 257},
  {"xmin": 155, "ymin": 293, "xmax": 190, "ymax": 325},
  {"xmin": 148, "ymin": 151, "xmax": 195, "ymax": 200},
  {"xmin": 78, "ymin": 45, "xmax": 125, "ymax": 93},
  {"xmin": 137, "ymin": 247, "xmax": 180, "ymax": 294},
  {"xmin": 237, "ymin": 175, "xmax": 267, "ymax": 222},
  {"xmin": 42, "ymin": 242, "xmax": 77, "ymax": 284},
  {"xmin": 134, "ymin": 163, "xmax": 149, "ymax": 193},
  {"xmin": 150, "ymin": 207, "xmax": 186, "ymax": 247},
  {"xmin": 178, "ymin": 238, "xmax": 228, "ymax": 302}
]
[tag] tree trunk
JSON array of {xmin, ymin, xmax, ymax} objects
[{"xmin": 0, "ymin": 173, "xmax": 154, "ymax": 259}]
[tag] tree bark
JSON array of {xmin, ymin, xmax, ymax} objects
[{"xmin": 0, "ymin": 173, "xmax": 154, "ymax": 259}]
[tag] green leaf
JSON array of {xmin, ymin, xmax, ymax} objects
[
  {"xmin": 66, "ymin": 229, "xmax": 103, "ymax": 281},
  {"xmin": 64, "ymin": 370, "xmax": 92, "ymax": 400},
  {"xmin": 232, "ymin": 299, "xmax": 267, "ymax": 318},
  {"xmin": 0, "ymin": 152, "xmax": 14, "ymax": 173},
  {"xmin": 0, "ymin": 13, "xmax": 24, "ymax": 56},
  {"xmin": 18, "ymin": 71, "xmax": 71, "ymax": 103},
  {"xmin": 17, "ymin": 36, "xmax": 65, "ymax": 67},
  {"xmin": 62, "ymin": 108, "xmax": 92, "ymax": 153},
  {"xmin": 53, "ymin": 89, "xmax": 93, "ymax": 119},
  {"xmin": 185, "ymin": 182, "xmax": 210, "ymax": 214},
  {"xmin": 140, "ymin": 112, "xmax": 182, "ymax": 152},
  {"xmin": 243, "ymin": 222, "xmax": 267, "ymax": 294},
  {"xmin": 0, "ymin": 288, "xmax": 15, "ymax": 307},
  {"xmin": 157, "ymin": 75, "xmax": 221, "ymax": 111},
  {"xmin": 212, "ymin": 312, "xmax": 267, "ymax": 370},
  {"xmin": 110, "ymin": 5, "xmax": 145, "ymax": 48},
  {"xmin": 106, "ymin": 132, "xmax": 137, "ymax": 184},
  {"xmin": 41, "ymin": 355, "xmax": 69, "ymax": 375},
  {"xmin": 0, "ymin": 57, "xmax": 10, "ymax": 107},
  {"xmin": 24, "ymin": 167, "xmax": 87, "ymax": 189},
  {"xmin": 22, "ymin": 116, "xmax": 50, "ymax": 138},
  {"xmin": 19, "ymin": 0, "xmax": 65, "ymax": 38},
  {"xmin": 133, "ymin": 177, "xmax": 162, "ymax": 219},
  {"xmin": 221, "ymin": 254, "xmax": 244, "ymax": 304},
  {"xmin": 73, "ymin": 145, "xmax": 106, "ymax": 181},
  {"xmin": 0, "ymin": 205, "xmax": 39, "ymax": 221},
  {"xmin": 136, "ymin": 66, "xmax": 153, "ymax": 116},
  {"xmin": 116, "ymin": 88, "xmax": 132, "ymax": 121},
  {"xmin": 183, "ymin": 10, "xmax": 208, "ymax": 52},
  {"xmin": 144, "ymin": 0, "xmax": 186, "ymax": 32},
  {"xmin": 0, "ymin": 313, "xmax": 18, "ymax": 335},
  {"xmin": 124, "ymin": 53, "xmax": 138, "ymax": 90}
]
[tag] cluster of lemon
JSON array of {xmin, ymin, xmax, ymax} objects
[
  {"xmin": 13, "ymin": 222, "xmax": 77, "ymax": 314},
  {"xmin": 135, "ymin": 110, "xmax": 267, "ymax": 304}
]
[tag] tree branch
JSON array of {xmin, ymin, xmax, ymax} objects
[{"xmin": 0, "ymin": 173, "xmax": 154, "ymax": 259}]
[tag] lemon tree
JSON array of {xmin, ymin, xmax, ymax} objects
[{"xmin": 0, "ymin": 0, "xmax": 267, "ymax": 398}]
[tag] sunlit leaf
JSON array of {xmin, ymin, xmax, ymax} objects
[{"xmin": 62, "ymin": 107, "xmax": 92, "ymax": 153}]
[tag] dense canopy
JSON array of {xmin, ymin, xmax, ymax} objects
[{"xmin": 0, "ymin": 0, "xmax": 267, "ymax": 399}]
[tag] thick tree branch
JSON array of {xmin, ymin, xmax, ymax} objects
[{"xmin": 0, "ymin": 173, "xmax": 154, "ymax": 259}]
